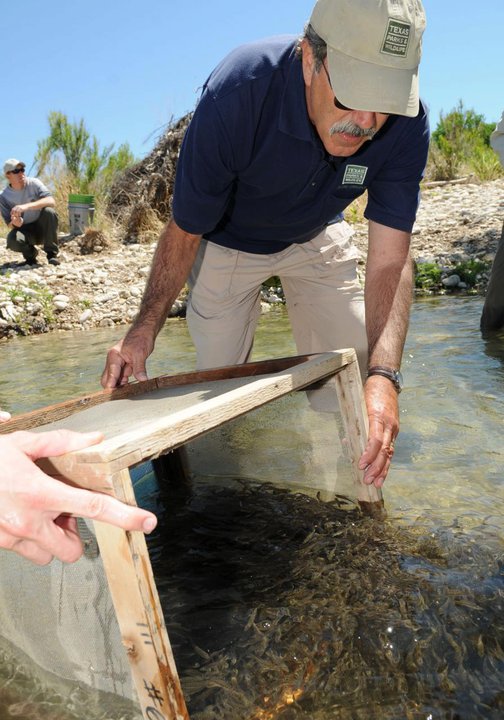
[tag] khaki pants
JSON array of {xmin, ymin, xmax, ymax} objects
[{"xmin": 187, "ymin": 221, "xmax": 367, "ymax": 376}]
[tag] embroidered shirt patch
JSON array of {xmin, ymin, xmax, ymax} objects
[
  {"xmin": 342, "ymin": 165, "xmax": 368, "ymax": 185},
  {"xmin": 381, "ymin": 19, "xmax": 411, "ymax": 57}
]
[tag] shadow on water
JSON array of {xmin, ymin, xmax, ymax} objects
[
  {"xmin": 143, "ymin": 473, "xmax": 504, "ymax": 720},
  {"xmin": 482, "ymin": 329, "xmax": 504, "ymax": 372}
]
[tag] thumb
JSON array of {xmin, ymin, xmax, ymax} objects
[{"xmin": 133, "ymin": 362, "xmax": 149, "ymax": 382}]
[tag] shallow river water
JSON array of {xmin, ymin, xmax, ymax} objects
[{"xmin": 1, "ymin": 296, "xmax": 504, "ymax": 719}]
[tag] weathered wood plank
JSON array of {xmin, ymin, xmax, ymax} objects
[
  {"xmin": 31, "ymin": 351, "xmax": 356, "ymax": 485},
  {"xmin": 333, "ymin": 357, "xmax": 384, "ymax": 515},
  {"xmin": 0, "ymin": 355, "xmax": 313, "ymax": 433},
  {"xmin": 94, "ymin": 468, "xmax": 189, "ymax": 720}
]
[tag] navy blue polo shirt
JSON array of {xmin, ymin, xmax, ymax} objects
[{"xmin": 172, "ymin": 35, "xmax": 430, "ymax": 254}]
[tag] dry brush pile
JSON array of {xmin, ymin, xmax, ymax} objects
[{"xmin": 106, "ymin": 113, "xmax": 193, "ymax": 243}]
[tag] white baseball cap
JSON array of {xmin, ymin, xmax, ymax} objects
[{"xmin": 3, "ymin": 158, "xmax": 25, "ymax": 174}]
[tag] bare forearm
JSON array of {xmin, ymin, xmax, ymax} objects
[
  {"xmin": 128, "ymin": 219, "xmax": 201, "ymax": 340},
  {"xmin": 101, "ymin": 219, "xmax": 200, "ymax": 387},
  {"xmin": 14, "ymin": 196, "xmax": 55, "ymax": 215},
  {"xmin": 358, "ymin": 222, "xmax": 413, "ymax": 488},
  {"xmin": 365, "ymin": 254, "xmax": 413, "ymax": 367},
  {"xmin": 364, "ymin": 221, "xmax": 413, "ymax": 368},
  {"xmin": 32, "ymin": 196, "xmax": 55, "ymax": 210}
]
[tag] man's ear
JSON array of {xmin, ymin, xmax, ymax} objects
[{"xmin": 300, "ymin": 38, "xmax": 316, "ymax": 88}]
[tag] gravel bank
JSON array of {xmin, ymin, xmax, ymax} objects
[{"xmin": 1, "ymin": 178, "xmax": 502, "ymax": 341}]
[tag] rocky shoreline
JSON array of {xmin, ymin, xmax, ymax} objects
[{"xmin": 0, "ymin": 178, "xmax": 502, "ymax": 341}]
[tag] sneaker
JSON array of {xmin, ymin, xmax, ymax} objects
[
  {"xmin": 47, "ymin": 256, "xmax": 60, "ymax": 266},
  {"xmin": 22, "ymin": 257, "xmax": 38, "ymax": 266}
]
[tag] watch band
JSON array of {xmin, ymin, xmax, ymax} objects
[{"xmin": 367, "ymin": 365, "xmax": 403, "ymax": 393}]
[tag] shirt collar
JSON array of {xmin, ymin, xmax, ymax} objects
[{"xmin": 278, "ymin": 50, "xmax": 314, "ymax": 143}]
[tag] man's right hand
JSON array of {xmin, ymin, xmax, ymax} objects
[{"xmin": 101, "ymin": 329, "xmax": 155, "ymax": 388}]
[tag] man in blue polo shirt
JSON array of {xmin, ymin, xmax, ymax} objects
[{"xmin": 102, "ymin": 0, "xmax": 429, "ymax": 489}]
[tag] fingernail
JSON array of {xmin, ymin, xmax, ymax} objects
[{"xmin": 142, "ymin": 516, "xmax": 157, "ymax": 533}]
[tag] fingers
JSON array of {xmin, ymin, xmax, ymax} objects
[
  {"xmin": 0, "ymin": 532, "xmax": 55, "ymax": 565},
  {"xmin": 1, "ymin": 483, "xmax": 157, "ymax": 565},
  {"xmin": 0, "ymin": 410, "xmax": 11, "ymax": 422},
  {"xmin": 0, "ymin": 518, "xmax": 83, "ymax": 565},
  {"xmin": 359, "ymin": 377, "xmax": 400, "ymax": 487},
  {"xmin": 49, "ymin": 484, "xmax": 158, "ymax": 534},
  {"xmin": 35, "ymin": 517, "xmax": 84, "ymax": 564},
  {"xmin": 14, "ymin": 429, "xmax": 104, "ymax": 461},
  {"xmin": 101, "ymin": 347, "xmax": 130, "ymax": 388},
  {"xmin": 101, "ymin": 346, "xmax": 149, "ymax": 388},
  {"xmin": 122, "ymin": 360, "xmax": 149, "ymax": 384},
  {"xmin": 0, "ymin": 431, "xmax": 158, "ymax": 566},
  {"xmin": 359, "ymin": 429, "xmax": 397, "ymax": 488},
  {"xmin": 7, "ymin": 435, "xmax": 158, "ymax": 533},
  {"xmin": 358, "ymin": 410, "xmax": 398, "ymax": 488}
]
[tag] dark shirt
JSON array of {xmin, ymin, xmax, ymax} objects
[{"xmin": 173, "ymin": 35, "xmax": 430, "ymax": 254}]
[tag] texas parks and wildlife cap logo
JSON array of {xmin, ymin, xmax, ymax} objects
[{"xmin": 381, "ymin": 19, "xmax": 412, "ymax": 57}]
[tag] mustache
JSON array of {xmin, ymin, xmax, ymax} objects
[{"xmin": 329, "ymin": 120, "xmax": 377, "ymax": 139}]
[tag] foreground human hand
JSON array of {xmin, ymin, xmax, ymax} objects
[
  {"xmin": 101, "ymin": 329, "xmax": 155, "ymax": 388},
  {"xmin": 0, "ymin": 430, "xmax": 158, "ymax": 565},
  {"xmin": 358, "ymin": 376, "xmax": 400, "ymax": 488}
]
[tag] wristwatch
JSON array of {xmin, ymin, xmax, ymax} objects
[{"xmin": 367, "ymin": 365, "xmax": 404, "ymax": 393}]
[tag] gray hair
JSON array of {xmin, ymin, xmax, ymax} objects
[{"xmin": 297, "ymin": 23, "xmax": 327, "ymax": 72}]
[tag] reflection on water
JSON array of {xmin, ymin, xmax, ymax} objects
[{"xmin": 1, "ymin": 297, "xmax": 504, "ymax": 719}]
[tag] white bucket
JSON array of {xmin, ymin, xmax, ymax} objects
[{"xmin": 68, "ymin": 202, "xmax": 95, "ymax": 235}]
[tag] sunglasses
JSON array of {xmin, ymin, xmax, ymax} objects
[
  {"xmin": 321, "ymin": 63, "xmax": 354, "ymax": 112},
  {"xmin": 8, "ymin": 167, "xmax": 25, "ymax": 175}
]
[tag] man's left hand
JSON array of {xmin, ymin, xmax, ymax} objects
[{"xmin": 358, "ymin": 375, "xmax": 400, "ymax": 488}]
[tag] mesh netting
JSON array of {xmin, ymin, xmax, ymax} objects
[
  {"xmin": 0, "ymin": 391, "xmax": 355, "ymax": 720},
  {"xmin": 0, "ymin": 518, "xmax": 142, "ymax": 719}
]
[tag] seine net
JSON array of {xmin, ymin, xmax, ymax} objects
[{"xmin": 0, "ymin": 389, "xmax": 356, "ymax": 720}]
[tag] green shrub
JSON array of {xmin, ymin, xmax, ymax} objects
[
  {"xmin": 426, "ymin": 100, "xmax": 500, "ymax": 182},
  {"xmin": 452, "ymin": 259, "xmax": 489, "ymax": 286},
  {"xmin": 415, "ymin": 262, "xmax": 442, "ymax": 290},
  {"xmin": 36, "ymin": 112, "xmax": 135, "ymax": 195}
]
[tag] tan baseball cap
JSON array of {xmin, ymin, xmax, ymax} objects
[{"xmin": 309, "ymin": 0, "xmax": 426, "ymax": 117}]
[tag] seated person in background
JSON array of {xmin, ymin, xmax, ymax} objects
[
  {"xmin": 0, "ymin": 158, "xmax": 60, "ymax": 266},
  {"xmin": 480, "ymin": 112, "xmax": 504, "ymax": 333},
  {"xmin": 0, "ymin": 410, "xmax": 157, "ymax": 566}
]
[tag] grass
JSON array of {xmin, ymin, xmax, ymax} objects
[{"xmin": 2, "ymin": 282, "xmax": 55, "ymax": 334}]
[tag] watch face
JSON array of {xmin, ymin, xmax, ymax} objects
[{"xmin": 394, "ymin": 370, "xmax": 404, "ymax": 391}]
